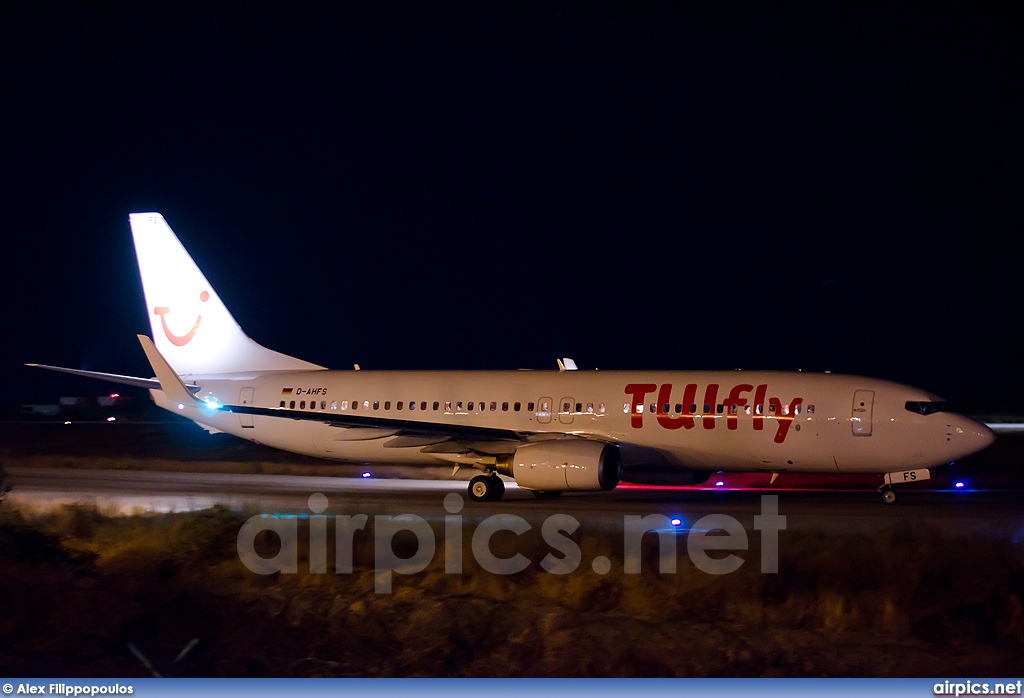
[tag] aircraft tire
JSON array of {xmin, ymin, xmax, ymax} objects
[
  {"xmin": 488, "ymin": 474, "xmax": 505, "ymax": 501},
  {"xmin": 880, "ymin": 486, "xmax": 897, "ymax": 505},
  {"xmin": 468, "ymin": 472, "xmax": 495, "ymax": 499}
]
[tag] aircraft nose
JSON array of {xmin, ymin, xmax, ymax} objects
[{"xmin": 957, "ymin": 417, "xmax": 996, "ymax": 454}]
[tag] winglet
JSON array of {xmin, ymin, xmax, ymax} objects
[
  {"xmin": 137, "ymin": 334, "xmax": 202, "ymax": 406},
  {"xmin": 557, "ymin": 358, "xmax": 578, "ymax": 372}
]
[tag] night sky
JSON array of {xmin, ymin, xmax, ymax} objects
[{"xmin": 2, "ymin": 2, "xmax": 1022, "ymax": 411}]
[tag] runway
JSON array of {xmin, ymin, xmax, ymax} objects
[{"xmin": 6, "ymin": 466, "xmax": 1024, "ymax": 539}]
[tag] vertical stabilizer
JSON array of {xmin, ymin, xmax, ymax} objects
[{"xmin": 129, "ymin": 213, "xmax": 324, "ymax": 376}]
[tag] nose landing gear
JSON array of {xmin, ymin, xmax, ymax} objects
[{"xmin": 879, "ymin": 485, "xmax": 897, "ymax": 505}]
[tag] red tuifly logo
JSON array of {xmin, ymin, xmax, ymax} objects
[
  {"xmin": 625, "ymin": 383, "xmax": 804, "ymax": 443},
  {"xmin": 154, "ymin": 291, "xmax": 209, "ymax": 347}
]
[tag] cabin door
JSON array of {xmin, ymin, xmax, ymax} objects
[
  {"xmin": 239, "ymin": 387, "xmax": 255, "ymax": 428},
  {"xmin": 851, "ymin": 390, "xmax": 874, "ymax": 436}
]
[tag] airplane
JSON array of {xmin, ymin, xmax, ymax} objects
[{"xmin": 28, "ymin": 213, "xmax": 995, "ymax": 505}]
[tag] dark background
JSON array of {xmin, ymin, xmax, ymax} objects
[{"xmin": 2, "ymin": 2, "xmax": 1022, "ymax": 411}]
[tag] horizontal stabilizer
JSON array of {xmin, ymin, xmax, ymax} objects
[{"xmin": 25, "ymin": 363, "xmax": 199, "ymax": 393}]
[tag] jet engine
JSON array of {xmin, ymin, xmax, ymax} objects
[{"xmin": 500, "ymin": 440, "xmax": 621, "ymax": 492}]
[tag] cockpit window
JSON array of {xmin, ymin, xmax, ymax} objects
[{"xmin": 905, "ymin": 400, "xmax": 951, "ymax": 416}]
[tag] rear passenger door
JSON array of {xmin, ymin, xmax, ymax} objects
[{"xmin": 239, "ymin": 387, "xmax": 255, "ymax": 428}]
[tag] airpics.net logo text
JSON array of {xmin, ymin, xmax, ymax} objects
[
  {"xmin": 235, "ymin": 493, "xmax": 786, "ymax": 593},
  {"xmin": 934, "ymin": 680, "xmax": 1023, "ymax": 696}
]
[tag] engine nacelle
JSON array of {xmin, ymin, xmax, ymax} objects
[{"xmin": 506, "ymin": 440, "xmax": 621, "ymax": 492}]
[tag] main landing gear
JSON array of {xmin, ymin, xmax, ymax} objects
[
  {"xmin": 879, "ymin": 485, "xmax": 898, "ymax": 505},
  {"xmin": 468, "ymin": 474, "xmax": 506, "ymax": 502}
]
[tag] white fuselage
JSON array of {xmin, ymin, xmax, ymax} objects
[{"xmin": 153, "ymin": 369, "xmax": 993, "ymax": 476}]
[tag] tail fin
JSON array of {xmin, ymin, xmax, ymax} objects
[{"xmin": 129, "ymin": 213, "xmax": 324, "ymax": 376}]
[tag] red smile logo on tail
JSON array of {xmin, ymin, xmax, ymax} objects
[{"xmin": 154, "ymin": 291, "xmax": 209, "ymax": 346}]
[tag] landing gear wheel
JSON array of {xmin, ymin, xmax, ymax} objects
[
  {"xmin": 880, "ymin": 486, "xmax": 897, "ymax": 505},
  {"xmin": 488, "ymin": 474, "xmax": 505, "ymax": 501},
  {"xmin": 469, "ymin": 474, "xmax": 505, "ymax": 502},
  {"xmin": 531, "ymin": 490, "xmax": 563, "ymax": 498}
]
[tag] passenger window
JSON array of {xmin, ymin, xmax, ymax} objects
[
  {"xmin": 782, "ymin": 405, "xmax": 789, "ymax": 415},
  {"xmin": 563, "ymin": 402, "xmax": 571, "ymax": 413},
  {"xmin": 397, "ymin": 401, "xmax": 404, "ymax": 410},
  {"xmin": 514, "ymin": 402, "xmax": 521, "ymax": 411},
  {"xmin": 587, "ymin": 403, "xmax": 594, "ymax": 413},
  {"xmin": 794, "ymin": 404, "xmax": 801, "ymax": 416},
  {"xmin": 311, "ymin": 402, "xmax": 317, "ymax": 410},
  {"xmin": 321, "ymin": 401, "xmax": 327, "ymax": 409},
  {"xmin": 636, "ymin": 404, "xmax": 644, "ymax": 414},
  {"xmin": 703, "ymin": 404, "xmax": 710, "ymax": 413},
  {"xmin": 755, "ymin": 404, "xmax": 763, "ymax": 415},
  {"xmin": 623, "ymin": 403, "xmax": 630, "ymax": 413},
  {"xmin": 445, "ymin": 401, "xmax": 452, "ymax": 412},
  {"xmin": 410, "ymin": 401, "xmax": 416, "ymax": 411},
  {"xmin": 364, "ymin": 401, "xmax": 370, "ymax": 409},
  {"xmin": 300, "ymin": 401, "xmax": 306, "ymax": 409},
  {"xmin": 528, "ymin": 402, "xmax": 535, "ymax": 412},
  {"xmin": 674, "ymin": 403, "xmax": 682, "ymax": 413},
  {"xmin": 468, "ymin": 402, "xmax": 474, "ymax": 411},
  {"xmin": 808, "ymin": 405, "xmax": 815, "ymax": 414},
  {"xmin": 490, "ymin": 401, "xmax": 497, "ymax": 411},
  {"xmin": 290, "ymin": 401, "xmax": 295, "ymax": 409},
  {"xmin": 351, "ymin": 401, "xmax": 357, "ymax": 411},
  {"xmin": 729, "ymin": 404, "xmax": 738, "ymax": 414},
  {"xmin": 373, "ymin": 401, "xmax": 379, "ymax": 410},
  {"xmin": 332, "ymin": 401, "xmax": 338, "ymax": 410},
  {"xmin": 662, "ymin": 404, "xmax": 670, "ymax": 413},
  {"xmin": 769, "ymin": 404, "xmax": 776, "ymax": 414},
  {"xmin": 716, "ymin": 404, "xmax": 724, "ymax": 414},
  {"xmin": 502, "ymin": 402, "xmax": 509, "ymax": 411},
  {"xmin": 598, "ymin": 403, "xmax": 605, "ymax": 413},
  {"xmin": 341, "ymin": 401, "xmax": 348, "ymax": 410},
  {"xmin": 689, "ymin": 404, "xmax": 696, "ymax": 414},
  {"xmin": 279, "ymin": 400, "xmax": 285, "ymax": 408},
  {"xmin": 384, "ymin": 401, "xmax": 391, "ymax": 410},
  {"xmin": 649, "ymin": 403, "xmax": 656, "ymax": 413},
  {"xmin": 457, "ymin": 401, "xmax": 463, "ymax": 411},
  {"xmin": 421, "ymin": 401, "xmax": 427, "ymax": 410},
  {"xmin": 433, "ymin": 401, "xmax": 439, "ymax": 411},
  {"xmin": 744, "ymin": 405, "xmax": 751, "ymax": 415}
]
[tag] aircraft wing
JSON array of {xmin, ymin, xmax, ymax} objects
[
  {"xmin": 130, "ymin": 334, "xmax": 534, "ymax": 459},
  {"xmin": 224, "ymin": 402, "xmax": 530, "ymax": 444}
]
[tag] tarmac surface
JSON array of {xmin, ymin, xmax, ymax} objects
[{"xmin": 7, "ymin": 466, "xmax": 1024, "ymax": 541}]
